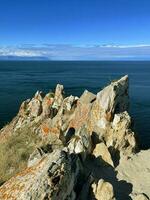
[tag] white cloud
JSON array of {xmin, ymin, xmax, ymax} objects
[{"xmin": 0, "ymin": 44, "xmax": 150, "ymax": 60}]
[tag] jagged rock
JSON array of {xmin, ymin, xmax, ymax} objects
[
  {"xmin": 28, "ymin": 91, "xmax": 43, "ymax": 117},
  {"xmin": 55, "ymin": 95, "xmax": 78, "ymax": 133},
  {"xmin": 88, "ymin": 75, "xmax": 129, "ymax": 131},
  {"xmin": 18, "ymin": 91, "xmax": 43, "ymax": 119},
  {"xmin": 79, "ymin": 90, "xmax": 96, "ymax": 104},
  {"xmin": 87, "ymin": 76, "xmax": 137, "ymax": 158},
  {"xmin": 91, "ymin": 179, "xmax": 116, "ymax": 200},
  {"xmin": 52, "ymin": 84, "xmax": 64, "ymax": 110},
  {"xmin": 0, "ymin": 75, "xmax": 142, "ymax": 200},
  {"xmin": 92, "ymin": 142, "xmax": 114, "ymax": 167},
  {"xmin": 42, "ymin": 93, "xmax": 54, "ymax": 117},
  {"xmin": 19, "ymin": 99, "xmax": 30, "ymax": 116},
  {"xmin": 29, "ymin": 98, "xmax": 42, "ymax": 117},
  {"xmin": 0, "ymin": 150, "xmax": 80, "ymax": 200},
  {"xmin": 40, "ymin": 95, "xmax": 78, "ymax": 140},
  {"xmin": 28, "ymin": 144, "xmax": 53, "ymax": 167},
  {"xmin": 69, "ymin": 90, "xmax": 95, "ymax": 129},
  {"xmin": 68, "ymin": 125, "xmax": 92, "ymax": 160},
  {"xmin": 108, "ymin": 111, "xmax": 137, "ymax": 156}
]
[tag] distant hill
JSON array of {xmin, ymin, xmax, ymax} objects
[{"xmin": 0, "ymin": 56, "xmax": 50, "ymax": 61}]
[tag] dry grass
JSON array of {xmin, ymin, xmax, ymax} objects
[{"xmin": 0, "ymin": 125, "xmax": 41, "ymax": 186}]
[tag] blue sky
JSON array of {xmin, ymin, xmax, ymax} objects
[{"xmin": 0, "ymin": 0, "xmax": 150, "ymax": 60}]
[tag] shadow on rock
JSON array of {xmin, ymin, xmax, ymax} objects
[{"xmin": 80, "ymin": 154, "xmax": 133, "ymax": 200}]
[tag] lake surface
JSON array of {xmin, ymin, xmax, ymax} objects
[{"xmin": 0, "ymin": 61, "xmax": 150, "ymax": 149}]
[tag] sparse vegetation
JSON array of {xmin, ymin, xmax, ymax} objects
[
  {"xmin": 0, "ymin": 125, "xmax": 41, "ymax": 185},
  {"xmin": 47, "ymin": 92, "xmax": 55, "ymax": 98}
]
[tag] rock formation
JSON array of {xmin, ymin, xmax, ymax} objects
[{"xmin": 0, "ymin": 75, "xmax": 149, "ymax": 200}]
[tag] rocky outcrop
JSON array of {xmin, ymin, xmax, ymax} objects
[
  {"xmin": 92, "ymin": 142, "xmax": 114, "ymax": 167},
  {"xmin": 92, "ymin": 179, "xmax": 116, "ymax": 200},
  {"xmin": 0, "ymin": 150, "xmax": 80, "ymax": 200},
  {"xmin": 0, "ymin": 75, "xmax": 149, "ymax": 200},
  {"xmin": 117, "ymin": 149, "xmax": 150, "ymax": 198}
]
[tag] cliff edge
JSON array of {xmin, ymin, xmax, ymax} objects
[{"xmin": 0, "ymin": 75, "xmax": 149, "ymax": 200}]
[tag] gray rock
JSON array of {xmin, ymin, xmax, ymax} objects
[
  {"xmin": 91, "ymin": 179, "xmax": 116, "ymax": 200},
  {"xmin": 0, "ymin": 150, "xmax": 79, "ymax": 200},
  {"xmin": 130, "ymin": 193, "xmax": 149, "ymax": 200}
]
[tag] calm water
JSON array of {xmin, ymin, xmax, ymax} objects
[{"xmin": 0, "ymin": 61, "xmax": 150, "ymax": 149}]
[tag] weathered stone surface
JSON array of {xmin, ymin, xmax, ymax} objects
[
  {"xmin": 69, "ymin": 90, "xmax": 95, "ymax": 130},
  {"xmin": 130, "ymin": 193, "xmax": 149, "ymax": 200},
  {"xmin": 0, "ymin": 75, "xmax": 146, "ymax": 200},
  {"xmin": 0, "ymin": 150, "xmax": 79, "ymax": 200},
  {"xmin": 68, "ymin": 125, "xmax": 92, "ymax": 160},
  {"xmin": 92, "ymin": 142, "xmax": 114, "ymax": 167},
  {"xmin": 52, "ymin": 84, "xmax": 64, "ymax": 110},
  {"xmin": 26, "ymin": 91, "xmax": 43, "ymax": 117},
  {"xmin": 109, "ymin": 111, "xmax": 137, "ymax": 156},
  {"xmin": 42, "ymin": 93, "xmax": 54, "ymax": 117},
  {"xmin": 88, "ymin": 75, "xmax": 129, "ymax": 132},
  {"xmin": 132, "ymin": 193, "xmax": 149, "ymax": 200},
  {"xmin": 27, "ymin": 144, "xmax": 53, "ymax": 167},
  {"xmin": 117, "ymin": 150, "xmax": 150, "ymax": 199},
  {"xmin": 91, "ymin": 179, "xmax": 116, "ymax": 200}
]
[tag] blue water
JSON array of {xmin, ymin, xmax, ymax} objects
[{"xmin": 0, "ymin": 61, "xmax": 150, "ymax": 149}]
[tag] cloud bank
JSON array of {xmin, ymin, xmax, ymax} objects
[{"xmin": 0, "ymin": 44, "xmax": 150, "ymax": 60}]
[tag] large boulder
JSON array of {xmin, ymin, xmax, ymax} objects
[
  {"xmin": 92, "ymin": 142, "xmax": 114, "ymax": 167},
  {"xmin": 91, "ymin": 179, "xmax": 116, "ymax": 200},
  {"xmin": 88, "ymin": 75, "xmax": 129, "ymax": 132},
  {"xmin": 68, "ymin": 125, "xmax": 92, "ymax": 160},
  {"xmin": 117, "ymin": 150, "xmax": 150, "ymax": 199},
  {"xmin": 0, "ymin": 150, "xmax": 80, "ymax": 200}
]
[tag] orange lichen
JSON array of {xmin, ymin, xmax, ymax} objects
[
  {"xmin": 41, "ymin": 124, "xmax": 50, "ymax": 135},
  {"xmin": 46, "ymin": 98, "xmax": 53, "ymax": 106},
  {"xmin": 0, "ymin": 157, "xmax": 47, "ymax": 200},
  {"xmin": 69, "ymin": 101, "xmax": 90, "ymax": 129},
  {"xmin": 41, "ymin": 123, "xmax": 60, "ymax": 137},
  {"xmin": 49, "ymin": 127, "xmax": 60, "ymax": 136}
]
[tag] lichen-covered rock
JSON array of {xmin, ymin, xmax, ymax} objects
[
  {"xmin": 108, "ymin": 111, "xmax": 137, "ymax": 156},
  {"xmin": 69, "ymin": 90, "xmax": 95, "ymax": 129},
  {"xmin": 91, "ymin": 179, "xmax": 116, "ymax": 200},
  {"xmin": 51, "ymin": 84, "xmax": 64, "ymax": 110},
  {"xmin": 88, "ymin": 75, "xmax": 129, "ymax": 132},
  {"xmin": 0, "ymin": 150, "xmax": 79, "ymax": 200},
  {"xmin": 0, "ymin": 75, "xmax": 142, "ymax": 200},
  {"xmin": 87, "ymin": 76, "xmax": 137, "ymax": 157},
  {"xmin": 68, "ymin": 125, "xmax": 92, "ymax": 160},
  {"xmin": 27, "ymin": 91, "xmax": 43, "ymax": 117},
  {"xmin": 27, "ymin": 144, "xmax": 53, "ymax": 167},
  {"xmin": 42, "ymin": 93, "xmax": 54, "ymax": 117}
]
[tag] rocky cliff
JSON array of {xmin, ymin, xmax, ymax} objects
[{"xmin": 0, "ymin": 75, "xmax": 149, "ymax": 200}]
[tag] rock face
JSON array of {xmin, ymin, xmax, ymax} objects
[
  {"xmin": 0, "ymin": 75, "xmax": 149, "ymax": 200},
  {"xmin": 0, "ymin": 150, "xmax": 80, "ymax": 200},
  {"xmin": 130, "ymin": 193, "xmax": 149, "ymax": 200},
  {"xmin": 117, "ymin": 150, "xmax": 150, "ymax": 198},
  {"xmin": 92, "ymin": 179, "xmax": 116, "ymax": 200},
  {"xmin": 92, "ymin": 142, "xmax": 114, "ymax": 167}
]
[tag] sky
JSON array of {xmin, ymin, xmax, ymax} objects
[{"xmin": 0, "ymin": 0, "xmax": 150, "ymax": 60}]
